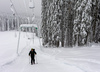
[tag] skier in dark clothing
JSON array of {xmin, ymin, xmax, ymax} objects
[{"xmin": 29, "ymin": 48, "xmax": 37, "ymax": 65}]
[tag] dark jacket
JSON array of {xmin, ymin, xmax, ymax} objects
[{"xmin": 29, "ymin": 49, "xmax": 37, "ymax": 58}]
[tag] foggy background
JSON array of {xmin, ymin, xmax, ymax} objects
[{"xmin": 0, "ymin": 0, "xmax": 41, "ymax": 17}]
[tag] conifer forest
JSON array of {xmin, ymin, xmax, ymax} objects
[{"xmin": 41, "ymin": 0, "xmax": 100, "ymax": 47}]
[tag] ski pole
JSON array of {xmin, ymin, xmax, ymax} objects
[
  {"xmin": 29, "ymin": 56, "xmax": 31, "ymax": 64},
  {"xmin": 35, "ymin": 55, "xmax": 38, "ymax": 64}
]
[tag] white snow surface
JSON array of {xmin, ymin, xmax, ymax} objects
[{"xmin": 0, "ymin": 31, "xmax": 100, "ymax": 72}]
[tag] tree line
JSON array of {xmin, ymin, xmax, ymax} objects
[
  {"xmin": 0, "ymin": 14, "xmax": 29, "ymax": 31},
  {"xmin": 41, "ymin": 0, "xmax": 100, "ymax": 47}
]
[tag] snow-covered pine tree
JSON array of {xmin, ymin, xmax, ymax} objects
[
  {"xmin": 73, "ymin": 0, "xmax": 92, "ymax": 46},
  {"xmin": 95, "ymin": 0, "xmax": 100, "ymax": 43},
  {"xmin": 91, "ymin": 0, "xmax": 99, "ymax": 43},
  {"xmin": 41, "ymin": 0, "xmax": 49, "ymax": 46},
  {"xmin": 64, "ymin": 0, "xmax": 75, "ymax": 47},
  {"xmin": 41, "ymin": 0, "xmax": 99, "ymax": 48},
  {"xmin": 41, "ymin": 0, "xmax": 75, "ymax": 47}
]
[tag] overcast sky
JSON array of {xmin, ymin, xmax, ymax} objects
[{"xmin": 0, "ymin": 0, "xmax": 41, "ymax": 17}]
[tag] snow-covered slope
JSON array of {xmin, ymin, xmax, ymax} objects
[{"xmin": 0, "ymin": 31, "xmax": 100, "ymax": 72}]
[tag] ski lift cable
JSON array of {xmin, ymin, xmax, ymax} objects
[
  {"xmin": 10, "ymin": 0, "xmax": 24, "ymax": 55},
  {"xmin": 10, "ymin": 0, "xmax": 19, "ymax": 16},
  {"xmin": 10, "ymin": 0, "xmax": 28, "ymax": 19}
]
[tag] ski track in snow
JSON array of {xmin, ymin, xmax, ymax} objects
[
  {"xmin": 34, "ymin": 46, "xmax": 87, "ymax": 72},
  {"xmin": 63, "ymin": 58, "xmax": 100, "ymax": 64},
  {"xmin": 37, "ymin": 46, "xmax": 100, "ymax": 72},
  {"xmin": 0, "ymin": 46, "xmax": 86, "ymax": 72},
  {"xmin": 1, "ymin": 45, "xmax": 28, "ymax": 67},
  {"xmin": 0, "ymin": 32, "xmax": 100, "ymax": 72}
]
